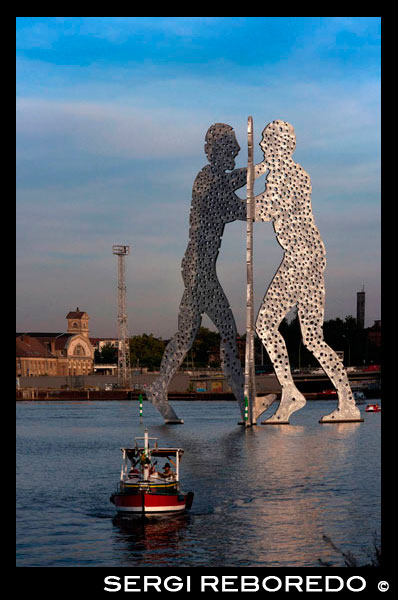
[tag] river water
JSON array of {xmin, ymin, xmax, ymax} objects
[{"xmin": 16, "ymin": 400, "xmax": 380, "ymax": 567}]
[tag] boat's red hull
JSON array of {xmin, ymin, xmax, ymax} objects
[{"xmin": 110, "ymin": 491, "xmax": 193, "ymax": 515}]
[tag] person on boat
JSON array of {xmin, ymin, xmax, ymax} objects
[
  {"xmin": 128, "ymin": 462, "xmax": 140, "ymax": 478},
  {"xmin": 158, "ymin": 462, "xmax": 174, "ymax": 479},
  {"xmin": 149, "ymin": 463, "xmax": 158, "ymax": 478}
]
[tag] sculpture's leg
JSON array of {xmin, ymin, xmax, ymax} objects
[
  {"xmin": 257, "ymin": 328, "xmax": 306, "ymax": 424},
  {"xmin": 252, "ymin": 394, "xmax": 278, "ymax": 423},
  {"xmin": 146, "ymin": 291, "xmax": 201, "ymax": 424},
  {"xmin": 256, "ymin": 285, "xmax": 306, "ymax": 424},
  {"xmin": 145, "ymin": 389, "xmax": 183, "ymax": 423},
  {"xmin": 298, "ymin": 311, "xmax": 362, "ymax": 423},
  {"xmin": 206, "ymin": 289, "xmax": 245, "ymax": 419}
]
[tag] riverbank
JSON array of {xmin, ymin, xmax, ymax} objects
[
  {"xmin": 16, "ymin": 389, "xmax": 380, "ymax": 402},
  {"xmin": 16, "ymin": 369, "xmax": 381, "ymax": 401},
  {"xmin": 15, "ymin": 369, "xmax": 380, "ymax": 394}
]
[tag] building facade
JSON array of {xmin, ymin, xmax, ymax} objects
[
  {"xmin": 16, "ymin": 308, "xmax": 95, "ymax": 377},
  {"xmin": 367, "ymin": 320, "xmax": 381, "ymax": 348}
]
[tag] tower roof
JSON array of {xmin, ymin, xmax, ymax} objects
[{"xmin": 66, "ymin": 307, "xmax": 88, "ymax": 319}]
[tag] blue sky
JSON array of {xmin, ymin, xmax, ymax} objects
[{"xmin": 16, "ymin": 17, "xmax": 381, "ymax": 338}]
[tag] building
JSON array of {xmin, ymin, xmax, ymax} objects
[
  {"xmin": 367, "ymin": 320, "xmax": 381, "ymax": 348},
  {"xmin": 16, "ymin": 334, "xmax": 59, "ymax": 377},
  {"xmin": 89, "ymin": 337, "xmax": 119, "ymax": 352},
  {"xmin": 16, "ymin": 308, "xmax": 95, "ymax": 377},
  {"xmin": 356, "ymin": 288, "xmax": 365, "ymax": 329},
  {"xmin": 190, "ymin": 375, "xmax": 231, "ymax": 393}
]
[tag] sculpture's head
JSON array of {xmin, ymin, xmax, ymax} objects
[
  {"xmin": 260, "ymin": 120, "xmax": 296, "ymax": 161},
  {"xmin": 204, "ymin": 123, "xmax": 240, "ymax": 170}
]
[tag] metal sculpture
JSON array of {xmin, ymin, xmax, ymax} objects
[
  {"xmin": 147, "ymin": 123, "xmax": 263, "ymax": 423},
  {"xmin": 254, "ymin": 120, "xmax": 362, "ymax": 424}
]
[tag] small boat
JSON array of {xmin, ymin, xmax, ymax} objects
[
  {"xmin": 365, "ymin": 403, "xmax": 381, "ymax": 413},
  {"xmin": 110, "ymin": 429, "xmax": 194, "ymax": 517},
  {"xmin": 319, "ymin": 389, "xmax": 337, "ymax": 398}
]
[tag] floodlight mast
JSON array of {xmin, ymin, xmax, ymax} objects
[{"xmin": 112, "ymin": 245, "xmax": 131, "ymax": 389}]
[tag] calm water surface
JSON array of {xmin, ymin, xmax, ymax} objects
[{"xmin": 16, "ymin": 400, "xmax": 380, "ymax": 567}]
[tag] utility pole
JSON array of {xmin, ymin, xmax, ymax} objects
[
  {"xmin": 244, "ymin": 116, "xmax": 256, "ymax": 426},
  {"xmin": 112, "ymin": 244, "xmax": 131, "ymax": 389}
]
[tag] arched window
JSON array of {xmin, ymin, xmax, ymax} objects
[{"xmin": 74, "ymin": 344, "xmax": 86, "ymax": 356}]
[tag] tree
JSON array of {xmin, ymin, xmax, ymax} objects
[
  {"xmin": 191, "ymin": 327, "xmax": 221, "ymax": 368},
  {"xmin": 323, "ymin": 315, "xmax": 367, "ymax": 367},
  {"xmin": 129, "ymin": 334, "xmax": 166, "ymax": 371},
  {"xmin": 94, "ymin": 343, "xmax": 117, "ymax": 364},
  {"xmin": 252, "ymin": 310, "xmax": 373, "ymax": 370}
]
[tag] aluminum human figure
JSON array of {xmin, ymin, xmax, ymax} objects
[
  {"xmin": 254, "ymin": 120, "xmax": 362, "ymax": 424},
  {"xmin": 147, "ymin": 123, "xmax": 263, "ymax": 422}
]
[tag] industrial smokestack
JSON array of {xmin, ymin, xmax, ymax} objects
[{"xmin": 356, "ymin": 286, "xmax": 365, "ymax": 329}]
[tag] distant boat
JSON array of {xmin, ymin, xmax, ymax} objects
[
  {"xmin": 319, "ymin": 389, "xmax": 337, "ymax": 398},
  {"xmin": 110, "ymin": 429, "xmax": 194, "ymax": 517},
  {"xmin": 365, "ymin": 403, "xmax": 381, "ymax": 413}
]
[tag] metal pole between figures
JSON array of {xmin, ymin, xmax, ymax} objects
[{"xmin": 244, "ymin": 116, "xmax": 256, "ymax": 426}]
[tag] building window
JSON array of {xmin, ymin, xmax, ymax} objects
[{"xmin": 75, "ymin": 344, "xmax": 86, "ymax": 356}]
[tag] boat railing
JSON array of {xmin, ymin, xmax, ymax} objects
[{"xmin": 117, "ymin": 475, "xmax": 180, "ymax": 492}]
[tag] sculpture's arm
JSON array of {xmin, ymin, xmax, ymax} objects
[
  {"xmin": 232, "ymin": 168, "xmax": 271, "ymax": 222},
  {"xmin": 233, "ymin": 189, "xmax": 276, "ymax": 223},
  {"xmin": 231, "ymin": 194, "xmax": 247, "ymax": 222},
  {"xmin": 254, "ymin": 161, "xmax": 268, "ymax": 178},
  {"xmin": 229, "ymin": 167, "xmax": 247, "ymax": 189},
  {"xmin": 226, "ymin": 167, "xmax": 247, "ymax": 222},
  {"xmin": 230, "ymin": 162, "xmax": 268, "ymax": 183},
  {"xmin": 228, "ymin": 163, "xmax": 271, "ymax": 222}
]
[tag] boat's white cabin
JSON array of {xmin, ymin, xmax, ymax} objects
[{"xmin": 120, "ymin": 430, "xmax": 184, "ymax": 484}]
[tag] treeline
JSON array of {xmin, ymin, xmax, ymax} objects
[
  {"xmin": 95, "ymin": 312, "xmax": 380, "ymax": 372},
  {"xmin": 267, "ymin": 312, "xmax": 380, "ymax": 370},
  {"xmin": 94, "ymin": 328, "xmax": 221, "ymax": 371}
]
